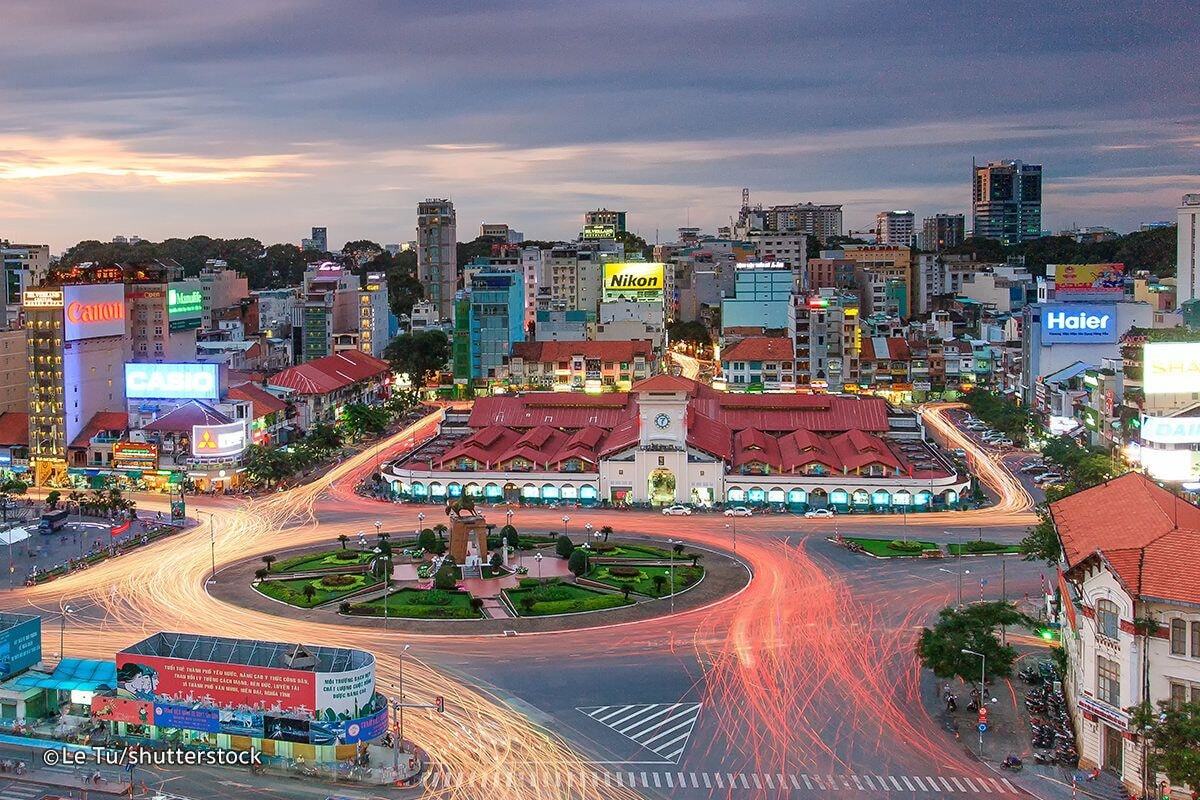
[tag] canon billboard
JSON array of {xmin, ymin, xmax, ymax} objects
[
  {"xmin": 1040, "ymin": 304, "xmax": 1118, "ymax": 344},
  {"xmin": 63, "ymin": 283, "xmax": 127, "ymax": 341}
]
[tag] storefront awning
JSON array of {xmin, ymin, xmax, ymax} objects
[{"xmin": 12, "ymin": 658, "xmax": 115, "ymax": 693}]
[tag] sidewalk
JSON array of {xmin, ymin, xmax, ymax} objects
[{"xmin": 2, "ymin": 764, "xmax": 130, "ymax": 796}]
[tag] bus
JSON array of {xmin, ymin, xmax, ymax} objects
[{"xmin": 37, "ymin": 509, "xmax": 70, "ymax": 533}]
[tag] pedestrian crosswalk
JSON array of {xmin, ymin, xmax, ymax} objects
[
  {"xmin": 420, "ymin": 767, "xmax": 1022, "ymax": 795},
  {"xmin": 0, "ymin": 781, "xmax": 43, "ymax": 800},
  {"xmin": 577, "ymin": 703, "xmax": 702, "ymax": 761}
]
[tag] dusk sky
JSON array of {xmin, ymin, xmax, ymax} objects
[{"xmin": 2, "ymin": 0, "xmax": 1197, "ymax": 252}]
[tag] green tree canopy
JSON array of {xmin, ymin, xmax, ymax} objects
[
  {"xmin": 667, "ymin": 320, "xmax": 712, "ymax": 348},
  {"xmin": 1019, "ymin": 509, "xmax": 1062, "ymax": 566},
  {"xmin": 1130, "ymin": 700, "xmax": 1200, "ymax": 793},
  {"xmin": 917, "ymin": 602, "xmax": 1028, "ymax": 683},
  {"xmin": 384, "ymin": 330, "xmax": 450, "ymax": 388}
]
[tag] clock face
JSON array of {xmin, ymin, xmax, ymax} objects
[{"xmin": 654, "ymin": 413, "xmax": 671, "ymax": 430}]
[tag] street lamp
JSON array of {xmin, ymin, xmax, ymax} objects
[
  {"xmin": 416, "ymin": 512, "xmax": 426, "ymax": 539},
  {"xmin": 962, "ymin": 648, "xmax": 987, "ymax": 758},
  {"xmin": 938, "ymin": 567, "xmax": 969, "ymax": 608},
  {"xmin": 584, "ymin": 522, "xmax": 593, "ymax": 543},
  {"xmin": 534, "ymin": 552, "xmax": 543, "ymax": 582},
  {"xmin": 725, "ymin": 521, "xmax": 737, "ymax": 553},
  {"xmin": 374, "ymin": 546, "xmax": 392, "ymax": 628},
  {"xmin": 667, "ymin": 539, "xmax": 682, "ymax": 613},
  {"xmin": 208, "ymin": 512, "xmax": 216, "ymax": 583},
  {"xmin": 59, "ymin": 604, "xmax": 74, "ymax": 662},
  {"xmin": 398, "ymin": 644, "xmax": 411, "ymax": 755},
  {"xmin": 505, "ymin": 509, "xmax": 513, "ymax": 529},
  {"xmin": 374, "ymin": 520, "xmax": 383, "ymax": 537},
  {"xmin": 561, "ymin": 515, "xmax": 570, "ymax": 538}
]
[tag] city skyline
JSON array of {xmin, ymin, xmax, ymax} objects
[{"xmin": 2, "ymin": 1, "xmax": 1198, "ymax": 251}]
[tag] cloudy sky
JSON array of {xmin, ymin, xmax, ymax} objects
[{"xmin": 2, "ymin": 0, "xmax": 1197, "ymax": 252}]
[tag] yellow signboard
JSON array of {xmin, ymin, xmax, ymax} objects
[
  {"xmin": 602, "ymin": 262, "xmax": 665, "ymax": 302},
  {"xmin": 1052, "ymin": 263, "xmax": 1124, "ymax": 297},
  {"xmin": 1144, "ymin": 342, "xmax": 1200, "ymax": 395}
]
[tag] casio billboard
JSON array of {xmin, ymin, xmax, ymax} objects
[
  {"xmin": 125, "ymin": 363, "xmax": 220, "ymax": 400},
  {"xmin": 1040, "ymin": 305, "xmax": 1117, "ymax": 344}
]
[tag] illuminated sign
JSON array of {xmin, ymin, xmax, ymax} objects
[
  {"xmin": 1141, "ymin": 415, "xmax": 1200, "ymax": 444},
  {"xmin": 21, "ymin": 290, "xmax": 63, "ymax": 309},
  {"xmin": 582, "ymin": 224, "xmax": 616, "ymax": 240},
  {"xmin": 1144, "ymin": 342, "xmax": 1200, "ymax": 395},
  {"xmin": 1052, "ymin": 263, "xmax": 1125, "ymax": 299},
  {"xmin": 191, "ymin": 422, "xmax": 247, "ymax": 458},
  {"xmin": 1040, "ymin": 304, "xmax": 1118, "ymax": 344},
  {"xmin": 113, "ymin": 441, "xmax": 158, "ymax": 469},
  {"xmin": 62, "ymin": 284, "xmax": 126, "ymax": 341},
  {"xmin": 602, "ymin": 262, "xmax": 665, "ymax": 302},
  {"xmin": 167, "ymin": 280, "xmax": 203, "ymax": 330},
  {"xmin": 125, "ymin": 363, "xmax": 219, "ymax": 400}
]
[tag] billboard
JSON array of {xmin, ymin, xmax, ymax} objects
[
  {"xmin": 116, "ymin": 653, "xmax": 316, "ymax": 711},
  {"xmin": 1144, "ymin": 342, "xmax": 1200, "ymax": 395},
  {"xmin": 63, "ymin": 284, "xmax": 127, "ymax": 341},
  {"xmin": 315, "ymin": 661, "xmax": 376, "ymax": 720},
  {"xmin": 1052, "ymin": 263, "xmax": 1125, "ymax": 299},
  {"xmin": 1141, "ymin": 415, "xmax": 1200, "ymax": 445},
  {"xmin": 582, "ymin": 224, "xmax": 616, "ymax": 240},
  {"xmin": 331, "ymin": 706, "xmax": 389, "ymax": 744},
  {"xmin": 126, "ymin": 362, "xmax": 220, "ymax": 401},
  {"xmin": 167, "ymin": 281, "xmax": 203, "ymax": 330},
  {"xmin": 602, "ymin": 262, "xmax": 665, "ymax": 302},
  {"xmin": 264, "ymin": 714, "xmax": 311, "ymax": 744},
  {"xmin": 153, "ymin": 702, "xmax": 220, "ymax": 732},
  {"xmin": 0, "ymin": 616, "xmax": 42, "ymax": 680},
  {"xmin": 21, "ymin": 290, "xmax": 63, "ymax": 309},
  {"xmin": 1040, "ymin": 304, "xmax": 1118, "ymax": 344},
  {"xmin": 112, "ymin": 441, "xmax": 158, "ymax": 469},
  {"xmin": 191, "ymin": 422, "xmax": 248, "ymax": 458},
  {"xmin": 91, "ymin": 696, "xmax": 152, "ymax": 725}
]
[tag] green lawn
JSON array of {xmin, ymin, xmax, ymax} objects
[
  {"xmin": 588, "ymin": 543, "xmax": 691, "ymax": 560},
  {"xmin": 272, "ymin": 548, "xmax": 376, "ymax": 573},
  {"xmin": 350, "ymin": 588, "xmax": 481, "ymax": 619},
  {"xmin": 254, "ymin": 574, "xmax": 381, "ymax": 607},
  {"xmin": 946, "ymin": 541, "xmax": 1023, "ymax": 556},
  {"xmin": 505, "ymin": 582, "xmax": 632, "ymax": 616},
  {"xmin": 843, "ymin": 537, "xmax": 941, "ymax": 558},
  {"xmin": 586, "ymin": 564, "xmax": 704, "ymax": 597}
]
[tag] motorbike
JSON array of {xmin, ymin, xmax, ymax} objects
[{"xmin": 1001, "ymin": 756, "xmax": 1023, "ymax": 772}]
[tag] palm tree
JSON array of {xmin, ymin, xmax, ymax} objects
[
  {"xmin": 600, "ymin": 525, "xmax": 613, "ymax": 542},
  {"xmin": 302, "ymin": 584, "xmax": 318, "ymax": 604},
  {"xmin": 621, "ymin": 583, "xmax": 632, "ymax": 601},
  {"xmin": 254, "ymin": 568, "xmax": 268, "ymax": 581},
  {"xmin": 651, "ymin": 573, "xmax": 668, "ymax": 596},
  {"xmin": 262, "ymin": 555, "xmax": 276, "ymax": 572},
  {"xmin": 519, "ymin": 595, "xmax": 537, "ymax": 615},
  {"xmin": 433, "ymin": 524, "xmax": 448, "ymax": 546},
  {"xmin": 337, "ymin": 534, "xmax": 349, "ymax": 550},
  {"xmin": 672, "ymin": 542, "xmax": 685, "ymax": 557}
]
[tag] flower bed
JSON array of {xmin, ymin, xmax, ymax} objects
[
  {"xmin": 504, "ymin": 581, "xmax": 631, "ymax": 616},
  {"xmin": 254, "ymin": 575, "xmax": 380, "ymax": 608},
  {"xmin": 586, "ymin": 564, "xmax": 703, "ymax": 597},
  {"xmin": 842, "ymin": 536, "xmax": 940, "ymax": 558},
  {"xmin": 348, "ymin": 588, "xmax": 481, "ymax": 619}
]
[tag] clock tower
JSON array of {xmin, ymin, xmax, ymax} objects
[{"xmin": 633, "ymin": 375, "xmax": 692, "ymax": 449}]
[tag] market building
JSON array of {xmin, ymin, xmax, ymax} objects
[
  {"xmin": 267, "ymin": 350, "xmax": 391, "ymax": 430},
  {"xmin": 386, "ymin": 375, "xmax": 966, "ymax": 509},
  {"xmin": 1051, "ymin": 474, "xmax": 1200, "ymax": 798}
]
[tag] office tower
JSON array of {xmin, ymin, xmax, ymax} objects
[
  {"xmin": 1177, "ymin": 193, "xmax": 1200, "ymax": 306},
  {"xmin": 875, "ymin": 211, "xmax": 915, "ymax": 247},
  {"xmin": 584, "ymin": 209, "xmax": 627, "ymax": 234},
  {"xmin": 417, "ymin": 199, "xmax": 458, "ymax": 322},
  {"xmin": 921, "ymin": 214, "xmax": 965, "ymax": 251},
  {"xmin": 972, "ymin": 160, "xmax": 1043, "ymax": 245},
  {"xmin": 1, "ymin": 241, "xmax": 50, "ymax": 325},
  {"xmin": 302, "ymin": 227, "xmax": 328, "ymax": 253}
]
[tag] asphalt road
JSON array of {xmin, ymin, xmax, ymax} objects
[{"xmin": 0, "ymin": 403, "xmax": 1044, "ymax": 799}]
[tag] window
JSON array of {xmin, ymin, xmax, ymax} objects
[
  {"xmin": 1171, "ymin": 618, "xmax": 1187, "ymax": 656},
  {"xmin": 1096, "ymin": 599, "xmax": 1120, "ymax": 640},
  {"xmin": 1169, "ymin": 682, "xmax": 1187, "ymax": 711},
  {"xmin": 1193, "ymin": 621, "xmax": 1200, "ymax": 658},
  {"xmin": 1096, "ymin": 656, "xmax": 1120, "ymax": 707}
]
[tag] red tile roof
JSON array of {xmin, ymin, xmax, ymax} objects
[
  {"xmin": 694, "ymin": 392, "xmax": 890, "ymax": 433},
  {"xmin": 68, "ymin": 411, "xmax": 128, "ymax": 449},
  {"xmin": 511, "ymin": 340, "xmax": 653, "ymax": 363},
  {"xmin": 632, "ymin": 374, "xmax": 698, "ymax": 394},
  {"xmin": 1050, "ymin": 473, "xmax": 1200, "ymax": 605},
  {"xmin": 0, "ymin": 412, "xmax": 28, "ymax": 446},
  {"xmin": 227, "ymin": 382, "xmax": 288, "ymax": 419},
  {"xmin": 686, "ymin": 409, "xmax": 732, "ymax": 460},
  {"xmin": 720, "ymin": 337, "xmax": 794, "ymax": 363},
  {"xmin": 269, "ymin": 350, "xmax": 390, "ymax": 395},
  {"xmin": 142, "ymin": 401, "xmax": 232, "ymax": 433},
  {"xmin": 861, "ymin": 337, "xmax": 911, "ymax": 361},
  {"xmin": 469, "ymin": 394, "xmax": 636, "ymax": 430}
]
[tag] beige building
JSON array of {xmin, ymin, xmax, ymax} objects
[
  {"xmin": 0, "ymin": 327, "xmax": 27, "ymax": 413},
  {"xmin": 840, "ymin": 245, "xmax": 915, "ymax": 318}
]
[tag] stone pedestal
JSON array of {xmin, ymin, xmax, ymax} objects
[{"xmin": 449, "ymin": 515, "xmax": 488, "ymax": 565}]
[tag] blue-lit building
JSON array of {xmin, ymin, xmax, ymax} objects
[
  {"xmin": 720, "ymin": 264, "xmax": 795, "ymax": 331},
  {"xmin": 454, "ymin": 271, "xmax": 526, "ymax": 382}
]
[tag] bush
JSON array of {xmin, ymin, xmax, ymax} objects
[
  {"xmin": 567, "ymin": 549, "xmax": 589, "ymax": 577},
  {"xmin": 418, "ymin": 529, "xmax": 437, "ymax": 551},
  {"xmin": 332, "ymin": 550, "xmax": 361, "ymax": 562},
  {"xmin": 555, "ymin": 535, "xmax": 575, "ymax": 559},
  {"xmin": 608, "ymin": 566, "xmax": 641, "ymax": 578},
  {"xmin": 591, "ymin": 542, "xmax": 617, "ymax": 553},
  {"xmin": 433, "ymin": 562, "xmax": 458, "ymax": 591},
  {"xmin": 411, "ymin": 589, "xmax": 453, "ymax": 606},
  {"xmin": 338, "ymin": 601, "xmax": 351, "ymax": 614},
  {"xmin": 254, "ymin": 568, "xmax": 268, "ymax": 581},
  {"xmin": 319, "ymin": 574, "xmax": 357, "ymax": 588},
  {"xmin": 499, "ymin": 523, "xmax": 518, "ymax": 548},
  {"xmin": 965, "ymin": 540, "xmax": 1006, "ymax": 553},
  {"xmin": 890, "ymin": 539, "xmax": 926, "ymax": 552},
  {"xmin": 518, "ymin": 577, "xmax": 540, "ymax": 589}
]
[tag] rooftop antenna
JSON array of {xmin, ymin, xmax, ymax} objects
[{"xmin": 742, "ymin": 188, "xmax": 750, "ymax": 211}]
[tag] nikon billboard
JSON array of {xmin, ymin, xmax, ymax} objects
[{"xmin": 603, "ymin": 262, "xmax": 665, "ymax": 302}]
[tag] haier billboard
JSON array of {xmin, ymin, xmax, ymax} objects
[{"xmin": 1041, "ymin": 305, "xmax": 1118, "ymax": 344}]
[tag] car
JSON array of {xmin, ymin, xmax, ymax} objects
[
  {"xmin": 951, "ymin": 448, "xmax": 967, "ymax": 457},
  {"xmin": 1021, "ymin": 464, "xmax": 1047, "ymax": 474},
  {"xmin": 804, "ymin": 508, "xmax": 836, "ymax": 518},
  {"xmin": 723, "ymin": 506, "xmax": 752, "ymax": 517},
  {"xmin": 1034, "ymin": 473, "xmax": 1063, "ymax": 484},
  {"xmin": 662, "ymin": 505, "xmax": 693, "ymax": 516},
  {"xmin": 993, "ymin": 438, "xmax": 1014, "ymax": 446}
]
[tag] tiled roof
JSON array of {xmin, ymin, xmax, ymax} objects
[
  {"xmin": 1050, "ymin": 472, "xmax": 1200, "ymax": 605},
  {"xmin": 0, "ymin": 412, "xmax": 28, "ymax": 446},
  {"xmin": 720, "ymin": 337, "xmax": 794, "ymax": 363},
  {"xmin": 227, "ymin": 382, "xmax": 288, "ymax": 419},
  {"xmin": 511, "ymin": 340, "xmax": 653, "ymax": 363},
  {"xmin": 269, "ymin": 350, "xmax": 390, "ymax": 395},
  {"xmin": 693, "ymin": 392, "xmax": 891, "ymax": 433},
  {"xmin": 861, "ymin": 337, "xmax": 911, "ymax": 361},
  {"xmin": 469, "ymin": 394, "xmax": 636, "ymax": 430},
  {"xmin": 686, "ymin": 409, "xmax": 732, "ymax": 460},
  {"xmin": 142, "ymin": 401, "xmax": 233, "ymax": 433},
  {"xmin": 632, "ymin": 374, "xmax": 698, "ymax": 394},
  {"xmin": 68, "ymin": 411, "xmax": 128, "ymax": 449}
]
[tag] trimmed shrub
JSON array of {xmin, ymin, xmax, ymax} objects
[
  {"xmin": 338, "ymin": 601, "xmax": 352, "ymax": 614},
  {"xmin": 608, "ymin": 566, "xmax": 641, "ymax": 578},
  {"xmin": 591, "ymin": 542, "xmax": 617, "ymax": 553},
  {"xmin": 433, "ymin": 562, "xmax": 458, "ymax": 591},
  {"xmin": 567, "ymin": 549, "xmax": 589, "ymax": 577},
  {"xmin": 964, "ymin": 540, "xmax": 1007, "ymax": 553},
  {"xmin": 332, "ymin": 550, "xmax": 361, "ymax": 562},
  {"xmin": 555, "ymin": 535, "xmax": 575, "ymax": 559},
  {"xmin": 890, "ymin": 539, "xmax": 926, "ymax": 552},
  {"xmin": 318, "ymin": 574, "xmax": 357, "ymax": 588},
  {"xmin": 518, "ymin": 577, "xmax": 540, "ymax": 589}
]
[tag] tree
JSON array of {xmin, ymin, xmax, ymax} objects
[
  {"xmin": 384, "ymin": 330, "xmax": 451, "ymax": 388},
  {"xmin": 651, "ymin": 573, "xmax": 668, "ymax": 596},
  {"xmin": 556, "ymin": 535, "xmax": 575, "ymax": 559},
  {"xmin": 621, "ymin": 583, "xmax": 632, "ymax": 601},
  {"xmin": 46, "ymin": 490, "xmax": 61, "ymax": 509},
  {"xmin": 0, "ymin": 477, "xmax": 28, "ymax": 522},
  {"xmin": 418, "ymin": 528, "xmax": 437, "ymax": 551},
  {"xmin": 262, "ymin": 555, "xmax": 276, "ymax": 572},
  {"xmin": 600, "ymin": 525, "xmax": 612, "ymax": 543},
  {"xmin": 302, "ymin": 584, "xmax": 318, "ymax": 604},
  {"xmin": 244, "ymin": 444, "xmax": 294, "ymax": 486},
  {"xmin": 1130, "ymin": 700, "xmax": 1200, "ymax": 793},
  {"xmin": 519, "ymin": 594, "xmax": 537, "ymax": 615},
  {"xmin": 337, "ymin": 534, "xmax": 349, "ymax": 550},
  {"xmin": 499, "ymin": 524, "xmax": 518, "ymax": 549},
  {"xmin": 567, "ymin": 549, "xmax": 589, "ymax": 577},
  {"xmin": 340, "ymin": 403, "xmax": 388, "ymax": 439},
  {"xmin": 307, "ymin": 423, "xmax": 343, "ymax": 453},
  {"xmin": 666, "ymin": 320, "xmax": 711, "ymax": 348},
  {"xmin": 1020, "ymin": 509, "xmax": 1062, "ymax": 565},
  {"xmin": 489, "ymin": 552, "xmax": 504, "ymax": 570},
  {"xmin": 672, "ymin": 543, "xmax": 685, "ymax": 557},
  {"xmin": 433, "ymin": 562, "xmax": 458, "ymax": 591},
  {"xmin": 916, "ymin": 602, "xmax": 1028, "ymax": 683},
  {"xmin": 254, "ymin": 568, "xmax": 268, "ymax": 581}
]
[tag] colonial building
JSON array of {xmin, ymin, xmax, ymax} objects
[
  {"xmin": 385, "ymin": 375, "xmax": 966, "ymax": 509},
  {"xmin": 1051, "ymin": 473, "xmax": 1200, "ymax": 798}
]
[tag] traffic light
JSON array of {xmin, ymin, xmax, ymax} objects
[
  {"xmin": 435, "ymin": 695, "xmax": 444, "ymax": 714},
  {"xmin": 1039, "ymin": 627, "xmax": 1057, "ymax": 642}
]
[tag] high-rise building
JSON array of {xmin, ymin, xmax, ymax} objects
[
  {"xmin": 417, "ymin": 199, "xmax": 458, "ymax": 322},
  {"xmin": 126, "ymin": 261, "xmax": 200, "ymax": 363},
  {"xmin": 199, "ymin": 260, "xmax": 250, "ymax": 330},
  {"xmin": 359, "ymin": 272, "xmax": 389, "ymax": 359},
  {"xmin": 302, "ymin": 227, "xmax": 328, "ymax": 253},
  {"xmin": 300, "ymin": 263, "xmax": 358, "ymax": 362},
  {"xmin": 921, "ymin": 214, "xmax": 965, "ymax": 251},
  {"xmin": 1176, "ymin": 193, "xmax": 1200, "ymax": 307},
  {"xmin": 1, "ymin": 241, "xmax": 50, "ymax": 326},
  {"xmin": 584, "ymin": 209, "xmax": 627, "ymax": 234},
  {"xmin": 451, "ymin": 271, "xmax": 525, "ymax": 382},
  {"xmin": 838, "ymin": 245, "xmax": 915, "ymax": 318},
  {"xmin": 793, "ymin": 290, "xmax": 861, "ymax": 392},
  {"xmin": 875, "ymin": 210, "xmax": 915, "ymax": 247},
  {"xmin": 735, "ymin": 193, "xmax": 843, "ymax": 241},
  {"xmin": 972, "ymin": 159, "xmax": 1043, "ymax": 245},
  {"xmin": 0, "ymin": 328, "xmax": 28, "ymax": 413}
]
